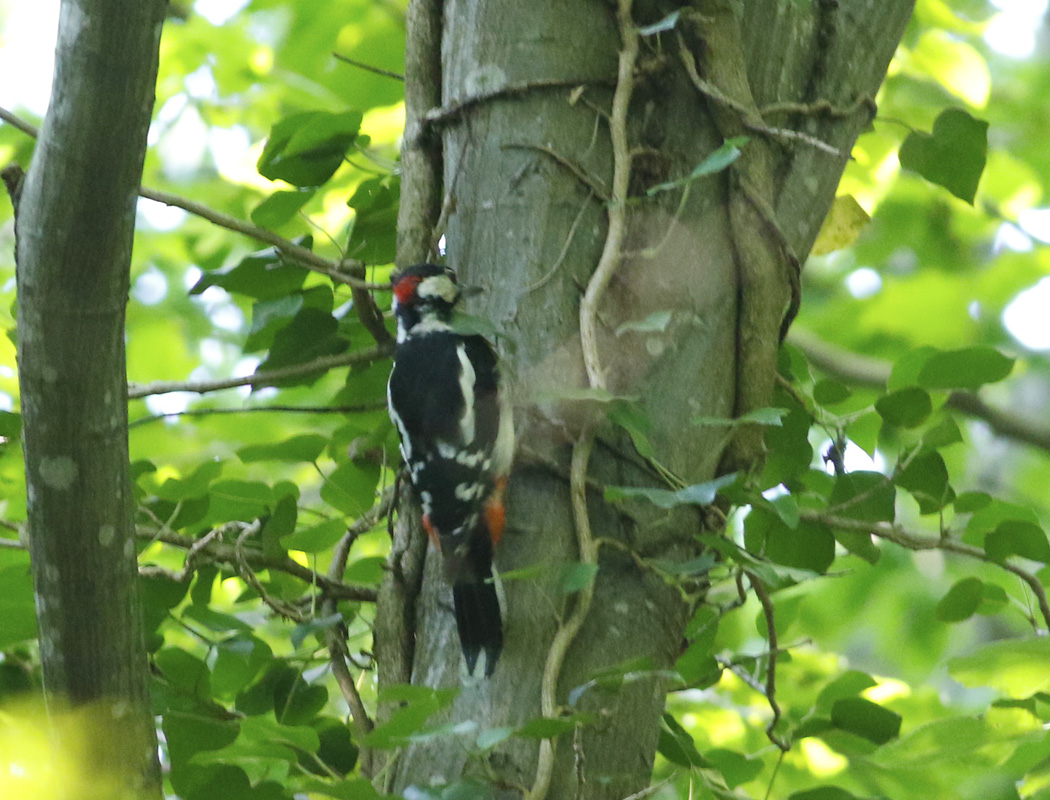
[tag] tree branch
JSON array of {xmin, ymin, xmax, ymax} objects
[
  {"xmin": 799, "ymin": 510, "xmax": 1050, "ymax": 632},
  {"xmin": 127, "ymin": 345, "xmax": 392, "ymax": 399},
  {"xmin": 788, "ymin": 328, "xmax": 1050, "ymax": 455},
  {"xmin": 140, "ymin": 527, "xmax": 378, "ymax": 602},
  {"xmin": 1, "ymin": 105, "xmax": 384, "ymax": 291},
  {"xmin": 128, "ymin": 402, "xmax": 387, "ymax": 428}
]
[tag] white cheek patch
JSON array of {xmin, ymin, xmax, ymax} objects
[{"xmin": 416, "ymin": 275, "xmax": 459, "ymax": 304}]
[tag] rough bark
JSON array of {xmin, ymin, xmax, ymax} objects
[
  {"xmin": 379, "ymin": 1, "xmax": 913, "ymax": 797},
  {"xmin": 13, "ymin": 0, "xmax": 167, "ymax": 795}
]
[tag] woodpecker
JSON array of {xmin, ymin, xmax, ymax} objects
[{"xmin": 386, "ymin": 263, "xmax": 514, "ymax": 677}]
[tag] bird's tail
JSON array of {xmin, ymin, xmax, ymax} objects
[{"xmin": 446, "ymin": 527, "xmax": 503, "ymax": 678}]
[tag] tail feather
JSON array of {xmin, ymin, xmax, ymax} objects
[{"xmin": 452, "ymin": 575, "xmax": 503, "ymax": 677}]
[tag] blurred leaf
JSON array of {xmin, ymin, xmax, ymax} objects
[
  {"xmin": 705, "ymin": 748, "xmax": 763, "ymax": 788},
  {"xmin": 814, "ymin": 379, "xmax": 852, "ymax": 406},
  {"xmin": 984, "ymin": 520, "xmax": 1050, "ymax": 563},
  {"xmin": 282, "ymin": 518, "xmax": 347, "ymax": 554},
  {"xmin": 916, "ymin": 346, "xmax": 1014, "ymax": 390},
  {"xmin": 605, "ymin": 473, "xmax": 738, "ymax": 509},
  {"xmin": 875, "ymin": 386, "xmax": 932, "ymax": 428},
  {"xmin": 830, "ymin": 697, "xmax": 901, "ymax": 744},
  {"xmin": 238, "ymin": 434, "xmax": 328, "ymax": 464},
  {"xmin": 191, "ymin": 244, "xmax": 310, "ymax": 301},
  {"xmin": 647, "ymin": 137, "xmax": 747, "ymax": 195},
  {"xmin": 828, "ymin": 471, "xmax": 895, "ymax": 523},
  {"xmin": 899, "ymin": 108, "xmax": 988, "ymax": 204},
  {"xmin": 935, "ymin": 576, "xmax": 983, "ymax": 622},
  {"xmin": 949, "ymin": 639, "xmax": 1050, "ymax": 698},
  {"xmin": 638, "ymin": 9, "xmax": 681, "ymax": 35},
  {"xmin": 258, "ymin": 110, "xmax": 362, "ymax": 187},
  {"xmin": 250, "ymin": 189, "xmax": 315, "ymax": 228},
  {"xmin": 895, "ymin": 451, "xmax": 954, "ymax": 514},
  {"xmin": 616, "ymin": 310, "xmax": 673, "ymax": 336},
  {"xmin": 811, "ymin": 195, "xmax": 871, "ymax": 255}
]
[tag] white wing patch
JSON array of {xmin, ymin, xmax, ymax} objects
[
  {"xmin": 387, "ymin": 377, "xmax": 412, "ymax": 461},
  {"xmin": 456, "ymin": 344, "xmax": 476, "ymax": 443}
]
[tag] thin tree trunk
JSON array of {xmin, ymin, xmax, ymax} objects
[
  {"xmin": 13, "ymin": 0, "xmax": 167, "ymax": 795},
  {"xmin": 380, "ymin": 1, "xmax": 913, "ymax": 797}
]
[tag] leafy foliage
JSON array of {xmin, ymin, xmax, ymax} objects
[{"xmin": 0, "ymin": 1, "xmax": 1049, "ymax": 799}]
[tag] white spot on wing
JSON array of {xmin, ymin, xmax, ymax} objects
[{"xmin": 456, "ymin": 344, "xmax": 476, "ymax": 443}]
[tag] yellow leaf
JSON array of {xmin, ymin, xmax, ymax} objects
[{"xmin": 812, "ymin": 195, "xmax": 871, "ymax": 256}]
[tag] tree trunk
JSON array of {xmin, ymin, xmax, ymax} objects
[
  {"xmin": 14, "ymin": 0, "xmax": 167, "ymax": 795},
  {"xmin": 379, "ymin": 1, "xmax": 913, "ymax": 797}
]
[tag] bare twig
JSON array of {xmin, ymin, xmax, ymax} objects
[
  {"xmin": 321, "ymin": 492, "xmax": 392, "ymax": 776},
  {"xmin": 800, "ymin": 510, "xmax": 1050, "ymax": 632},
  {"xmin": 760, "ymin": 95, "xmax": 877, "ymax": 120},
  {"xmin": 579, "ymin": 0, "xmax": 638, "ymax": 391},
  {"xmin": 128, "ymin": 402, "xmax": 387, "ymax": 428},
  {"xmin": 235, "ymin": 521, "xmax": 306, "ymax": 621},
  {"xmin": 0, "ymin": 106, "xmax": 38, "ymax": 137},
  {"xmin": 333, "ymin": 52, "xmax": 405, "ymax": 81},
  {"xmin": 528, "ymin": 432, "xmax": 599, "ymax": 800},
  {"xmin": 502, "ymin": 143, "xmax": 609, "ymax": 201},
  {"xmin": 745, "ymin": 572, "xmax": 790, "ymax": 751},
  {"xmin": 139, "ymin": 526, "xmax": 378, "ymax": 602},
  {"xmin": 127, "ymin": 345, "xmax": 392, "ymax": 399},
  {"xmin": 421, "ymin": 79, "xmax": 608, "ymax": 131},
  {"xmin": 525, "ymin": 190, "xmax": 596, "ymax": 293}
]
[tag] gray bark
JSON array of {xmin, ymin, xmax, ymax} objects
[
  {"xmin": 381, "ymin": 1, "xmax": 913, "ymax": 797},
  {"xmin": 14, "ymin": 0, "xmax": 167, "ymax": 795}
]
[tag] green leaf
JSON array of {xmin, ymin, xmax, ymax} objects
[
  {"xmin": 0, "ymin": 411, "xmax": 21, "ymax": 437},
  {"xmin": 830, "ymin": 697, "xmax": 901, "ymax": 744},
  {"xmin": 343, "ymin": 555, "xmax": 386, "ymax": 585},
  {"xmin": 282, "ymin": 519, "xmax": 347, "ymax": 554},
  {"xmin": 558, "ymin": 562, "xmax": 599, "ymax": 594},
  {"xmin": 238, "ymin": 434, "xmax": 328, "ymax": 464},
  {"xmin": 515, "ymin": 714, "xmax": 594, "ymax": 739},
  {"xmin": 745, "ymin": 508, "xmax": 836, "ymax": 574},
  {"xmin": 949, "ymin": 639, "xmax": 1050, "ymax": 698},
  {"xmin": 916, "ymin": 346, "xmax": 1014, "ymax": 391},
  {"xmin": 647, "ymin": 137, "xmax": 748, "ymax": 195},
  {"xmin": 955, "ymin": 491, "xmax": 992, "ymax": 513},
  {"xmin": 899, "ymin": 107, "xmax": 988, "ymax": 204},
  {"xmin": 693, "ymin": 407, "xmax": 787, "ymax": 427},
  {"xmin": 875, "ymin": 386, "xmax": 933, "ymax": 428},
  {"xmin": 206, "ymin": 480, "xmax": 274, "ymax": 524},
  {"xmin": 291, "ymin": 612, "xmax": 344, "ymax": 650},
  {"xmin": 935, "ymin": 576, "xmax": 983, "ymax": 622},
  {"xmin": 895, "ymin": 451, "xmax": 954, "ymax": 514},
  {"xmin": 155, "ymin": 459, "xmax": 223, "ymax": 501},
  {"xmin": 828, "ymin": 471, "xmax": 895, "ymax": 523},
  {"xmin": 705, "ymin": 748, "xmax": 763, "ymax": 789},
  {"xmin": 788, "ymin": 789, "xmax": 861, "ymax": 800},
  {"xmin": 984, "ymin": 520, "xmax": 1050, "ymax": 563},
  {"xmin": 604, "ymin": 473, "xmax": 738, "ymax": 509},
  {"xmin": 259, "ymin": 307, "xmax": 349, "ymax": 374},
  {"xmin": 191, "ymin": 244, "xmax": 311, "ymax": 301},
  {"xmin": 615, "ymin": 310, "xmax": 672, "ymax": 336},
  {"xmin": 320, "ymin": 460, "xmax": 380, "ymax": 516},
  {"xmin": 816, "ymin": 670, "xmax": 877, "ymax": 713},
  {"xmin": 658, "ymin": 713, "xmax": 711, "ymax": 768},
  {"xmin": 813, "ymin": 379, "xmax": 852, "ymax": 406},
  {"xmin": 638, "ymin": 9, "xmax": 681, "ymax": 35},
  {"xmin": 250, "ymin": 188, "xmax": 315, "ymax": 228},
  {"xmin": 258, "ymin": 110, "xmax": 363, "ymax": 187}
]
